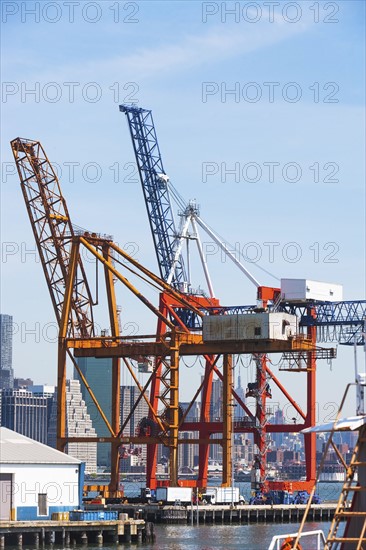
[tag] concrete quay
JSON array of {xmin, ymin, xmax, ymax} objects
[{"xmin": 0, "ymin": 518, "xmax": 155, "ymax": 547}]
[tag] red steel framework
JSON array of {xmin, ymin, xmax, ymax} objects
[{"xmin": 12, "ymin": 136, "xmax": 333, "ymax": 496}]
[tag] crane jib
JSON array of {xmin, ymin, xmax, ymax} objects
[{"xmin": 120, "ymin": 105, "xmax": 188, "ymax": 290}]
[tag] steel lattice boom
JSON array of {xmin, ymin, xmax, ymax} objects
[
  {"xmin": 120, "ymin": 105, "xmax": 188, "ymax": 289},
  {"xmin": 11, "ymin": 138, "xmax": 95, "ymax": 338},
  {"xmin": 279, "ymin": 300, "xmax": 366, "ymax": 345}
]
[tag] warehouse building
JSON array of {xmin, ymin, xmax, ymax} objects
[{"xmin": 0, "ymin": 427, "xmax": 83, "ymax": 520}]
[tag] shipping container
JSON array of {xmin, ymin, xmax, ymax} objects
[{"xmin": 69, "ymin": 510, "xmax": 118, "ymax": 521}]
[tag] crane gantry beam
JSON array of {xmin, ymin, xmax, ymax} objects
[{"xmin": 59, "ymin": 233, "xmax": 335, "ymax": 490}]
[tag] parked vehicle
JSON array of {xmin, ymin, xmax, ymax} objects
[
  {"xmin": 249, "ymin": 490, "xmax": 321, "ymax": 505},
  {"xmin": 292, "ymin": 491, "xmax": 321, "ymax": 505},
  {"xmin": 201, "ymin": 487, "xmax": 245, "ymax": 505},
  {"xmin": 249, "ymin": 490, "xmax": 292, "ymax": 505},
  {"xmin": 155, "ymin": 487, "xmax": 193, "ymax": 504},
  {"xmin": 140, "ymin": 487, "xmax": 155, "ymax": 503}
]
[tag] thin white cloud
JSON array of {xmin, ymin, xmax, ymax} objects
[
  {"xmin": 3, "ymin": 17, "xmax": 311, "ymax": 83},
  {"xmin": 88, "ymin": 19, "xmax": 310, "ymax": 78}
]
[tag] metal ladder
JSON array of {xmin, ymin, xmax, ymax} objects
[
  {"xmin": 325, "ymin": 424, "xmax": 366, "ymax": 549},
  {"xmin": 285, "ymin": 381, "xmax": 366, "ymax": 550}
]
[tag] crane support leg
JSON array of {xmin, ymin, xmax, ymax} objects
[
  {"xmin": 255, "ymin": 355, "xmax": 268, "ymax": 487},
  {"xmin": 169, "ymin": 339, "xmax": 180, "ymax": 486},
  {"xmin": 57, "ymin": 239, "xmax": 80, "ymax": 452},
  {"xmin": 57, "ymin": 346, "xmax": 67, "ymax": 452},
  {"xmin": 222, "ymin": 354, "xmax": 233, "ymax": 487},
  {"xmin": 110, "ymin": 357, "xmax": 120, "ymax": 494},
  {"xmin": 103, "ymin": 244, "xmax": 121, "ymax": 495},
  {"xmin": 305, "ymin": 310, "xmax": 317, "ymax": 484},
  {"xmin": 146, "ymin": 298, "xmax": 167, "ymax": 489},
  {"xmin": 198, "ymin": 358, "xmax": 214, "ymax": 487}
]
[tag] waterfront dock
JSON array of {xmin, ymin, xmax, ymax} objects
[
  {"xmin": 0, "ymin": 518, "xmax": 154, "ymax": 547},
  {"xmin": 103, "ymin": 503, "xmax": 339, "ymax": 525}
]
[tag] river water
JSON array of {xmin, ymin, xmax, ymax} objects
[
  {"xmin": 139, "ymin": 522, "xmax": 333, "ymax": 549},
  {"xmin": 23, "ymin": 522, "xmax": 333, "ymax": 549}
]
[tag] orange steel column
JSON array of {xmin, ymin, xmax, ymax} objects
[
  {"xmin": 146, "ymin": 295, "xmax": 167, "ymax": 489},
  {"xmin": 305, "ymin": 307, "xmax": 317, "ymax": 483},
  {"xmin": 198, "ymin": 359, "xmax": 214, "ymax": 488},
  {"xmin": 57, "ymin": 346, "xmax": 67, "ymax": 452},
  {"xmin": 222, "ymin": 354, "xmax": 233, "ymax": 486},
  {"xmin": 103, "ymin": 244, "xmax": 121, "ymax": 495},
  {"xmin": 254, "ymin": 355, "xmax": 267, "ymax": 488},
  {"xmin": 169, "ymin": 333, "xmax": 180, "ymax": 486},
  {"xmin": 110, "ymin": 364, "xmax": 120, "ymax": 494},
  {"xmin": 57, "ymin": 239, "xmax": 80, "ymax": 452}
]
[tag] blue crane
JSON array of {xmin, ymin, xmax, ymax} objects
[{"xmin": 119, "ymin": 105, "xmax": 188, "ymax": 290}]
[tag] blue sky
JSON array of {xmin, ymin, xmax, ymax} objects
[{"xmin": 1, "ymin": 1, "xmax": 365, "ymax": 418}]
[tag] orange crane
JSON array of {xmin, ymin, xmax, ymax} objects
[{"xmin": 11, "ymin": 138, "xmax": 120, "ymax": 495}]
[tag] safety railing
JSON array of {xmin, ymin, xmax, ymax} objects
[{"xmin": 268, "ymin": 529, "xmax": 326, "ymax": 550}]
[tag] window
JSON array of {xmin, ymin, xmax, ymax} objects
[
  {"xmin": 38, "ymin": 493, "xmax": 47, "ymax": 516},
  {"xmin": 254, "ymin": 327, "xmax": 261, "ymax": 336}
]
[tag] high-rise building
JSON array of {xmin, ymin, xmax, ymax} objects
[
  {"xmin": 14, "ymin": 378, "xmax": 34, "ymax": 390},
  {"xmin": 75, "ymin": 357, "xmax": 112, "ymax": 468},
  {"xmin": 204, "ymin": 378, "xmax": 222, "ymax": 462},
  {"xmin": 28, "ymin": 385, "xmax": 56, "ymax": 436},
  {"xmin": 0, "ymin": 314, "xmax": 14, "ymax": 390},
  {"xmin": 180, "ymin": 401, "xmax": 200, "ymax": 422},
  {"xmin": 180, "ymin": 402, "xmax": 200, "ymax": 469},
  {"xmin": 120, "ymin": 385, "xmax": 149, "ymax": 471},
  {"xmin": 178, "ymin": 431, "xmax": 196, "ymax": 470},
  {"xmin": 234, "ymin": 374, "xmax": 246, "ymax": 419},
  {"xmin": 120, "ymin": 385, "xmax": 149, "ymax": 436},
  {"xmin": 0, "ymin": 388, "xmax": 48, "ymax": 443},
  {"xmin": 271, "ymin": 409, "xmax": 285, "ymax": 449},
  {"xmin": 209, "ymin": 378, "xmax": 222, "ymax": 421},
  {"xmin": 48, "ymin": 380, "xmax": 97, "ymax": 474}
]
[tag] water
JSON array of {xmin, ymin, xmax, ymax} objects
[
  {"xmin": 143, "ymin": 522, "xmax": 334, "ymax": 549},
  {"xmin": 13, "ymin": 522, "xmax": 333, "ymax": 549}
]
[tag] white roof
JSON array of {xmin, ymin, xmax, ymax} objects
[
  {"xmin": 0, "ymin": 428, "xmax": 81, "ymax": 465},
  {"xmin": 301, "ymin": 415, "xmax": 366, "ymax": 434}
]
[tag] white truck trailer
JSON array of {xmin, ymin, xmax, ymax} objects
[
  {"xmin": 201, "ymin": 487, "xmax": 245, "ymax": 505},
  {"xmin": 155, "ymin": 487, "xmax": 193, "ymax": 504}
]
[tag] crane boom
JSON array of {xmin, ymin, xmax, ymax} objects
[
  {"xmin": 119, "ymin": 105, "xmax": 188, "ymax": 289},
  {"xmin": 11, "ymin": 138, "xmax": 95, "ymax": 338}
]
